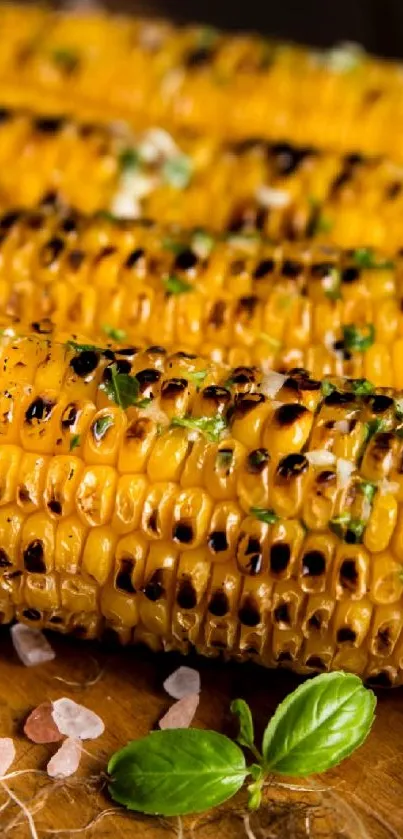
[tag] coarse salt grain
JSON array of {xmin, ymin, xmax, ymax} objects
[
  {"xmin": 47, "ymin": 738, "xmax": 82, "ymax": 779},
  {"xmin": 159, "ymin": 693, "xmax": 200, "ymax": 730},
  {"xmin": 51, "ymin": 698, "xmax": 104, "ymax": 741},
  {"xmin": 11, "ymin": 624, "xmax": 56, "ymax": 667},
  {"xmin": 0, "ymin": 738, "xmax": 15, "ymax": 776},
  {"xmin": 163, "ymin": 666, "xmax": 201, "ymax": 699},
  {"xmin": 24, "ymin": 702, "xmax": 64, "ymax": 744}
]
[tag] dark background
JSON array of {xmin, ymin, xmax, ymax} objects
[{"xmin": 94, "ymin": 0, "xmax": 403, "ymax": 60}]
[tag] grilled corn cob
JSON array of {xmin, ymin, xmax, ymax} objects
[
  {"xmin": 0, "ymin": 329, "xmax": 402, "ymax": 686},
  {"xmin": 0, "ymin": 206, "xmax": 402, "ymax": 383},
  {"xmin": 0, "ymin": 105, "xmax": 403, "ymax": 250},
  {"xmin": 1, "ymin": 5, "xmax": 403, "ymax": 161}
]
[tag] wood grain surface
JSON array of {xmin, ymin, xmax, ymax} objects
[{"xmin": 0, "ymin": 628, "xmax": 401, "ymax": 838}]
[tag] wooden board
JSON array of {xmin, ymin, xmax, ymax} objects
[{"xmin": 0, "ymin": 627, "xmax": 401, "ymax": 839}]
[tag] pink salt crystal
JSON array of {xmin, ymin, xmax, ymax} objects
[
  {"xmin": 163, "ymin": 666, "xmax": 201, "ymax": 699},
  {"xmin": 10, "ymin": 624, "xmax": 55, "ymax": 667},
  {"xmin": 0, "ymin": 738, "xmax": 15, "ymax": 776},
  {"xmin": 47, "ymin": 738, "xmax": 81, "ymax": 779},
  {"xmin": 159, "ymin": 693, "xmax": 200, "ymax": 730},
  {"xmin": 51, "ymin": 698, "xmax": 104, "ymax": 740},
  {"xmin": 24, "ymin": 702, "xmax": 64, "ymax": 744}
]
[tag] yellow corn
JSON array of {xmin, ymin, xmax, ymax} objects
[
  {"xmin": 0, "ymin": 329, "xmax": 402, "ymax": 686},
  {"xmin": 1, "ymin": 5, "xmax": 403, "ymax": 161},
  {"xmin": 0, "ymin": 105, "xmax": 402, "ymax": 250},
  {"xmin": 1, "ymin": 207, "xmax": 403, "ymax": 382}
]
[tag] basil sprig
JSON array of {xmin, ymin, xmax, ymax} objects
[
  {"xmin": 108, "ymin": 672, "xmax": 375, "ymax": 817},
  {"xmin": 108, "ymin": 730, "xmax": 247, "ymax": 816}
]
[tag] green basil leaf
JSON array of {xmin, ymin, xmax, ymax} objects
[
  {"xmin": 231, "ymin": 699, "xmax": 254, "ymax": 749},
  {"xmin": 108, "ymin": 729, "xmax": 247, "ymax": 816},
  {"xmin": 262, "ymin": 672, "xmax": 376, "ymax": 776}
]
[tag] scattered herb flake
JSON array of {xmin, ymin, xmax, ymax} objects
[
  {"xmin": 162, "ymin": 237, "xmax": 186, "ymax": 255},
  {"xmin": 321, "ymin": 380, "xmax": 336, "ymax": 397},
  {"xmin": 351, "ymin": 378, "xmax": 374, "ymax": 395},
  {"xmin": 329, "ymin": 513, "xmax": 366, "ymax": 543},
  {"xmin": 119, "ymin": 148, "xmax": 140, "ymax": 172},
  {"xmin": 69, "ymin": 434, "xmax": 81, "ymax": 451},
  {"xmin": 171, "ymin": 414, "xmax": 227, "ymax": 442},
  {"xmin": 67, "ymin": 340, "xmax": 104, "ymax": 354},
  {"xmin": 364, "ymin": 417, "xmax": 387, "ymax": 443},
  {"xmin": 51, "ymin": 48, "xmax": 79, "ymax": 73},
  {"xmin": 353, "ymin": 247, "xmax": 395, "ymax": 270},
  {"xmin": 100, "ymin": 365, "xmax": 151, "ymax": 410},
  {"xmin": 250, "ymin": 507, "xmax": 279, "ymax": 525},
  {"xmin": 342, "ymin": 323, "xmax": 375, "ymax": 352},
  {"xmin": 162, "ymin": 155, "xmax": 193, "ymax": 189},
  {"xmin": 163, "ymin": 274, "xmax": 193, "ymax": 295},
  {"xmin": 93, "ymin": 415, "xmax": 114, "ymax": 439},
  {"xmin": 102, "ymin": 324, "xmax": 127, "ymax": 342},
  {"xmin": 188, "ymin": 369, "xmax": 208, "ymax": 388},
  {"xmin": 358, "ymin": 480, "xmax": 377, "ymax": 503}
]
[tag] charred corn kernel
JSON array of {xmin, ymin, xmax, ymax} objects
[
  {"xmin": 333, "ymin": 599, "xmax": 373, "ymax": 648},
  {"xmin": 4, "ymin": 332, "xmax": 403, "ymax": 684},
  {"xmin": 4, "ymin": 209, "xmax": 403, "ymax": 376},
  {"xmin": 370, "ymin": 604, "xmax": 403, "ymax": 658}
]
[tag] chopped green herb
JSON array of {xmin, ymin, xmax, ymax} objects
[
  {"xmin": 321, "ymin": 380, "xmax": 336, "ymax": 397},
  {"xmin": 353, "ymin": 247, "xmax": 395, "ymax": 270},
  {"xmin": 100, "ymin": 365, "xmax": 151, "ymax": 410},
  {"xmin": 350, "ymin": 378, "xmax": 374, "ymax": 395},
  {"xmin": 102, "ymin": 324, "xmax": 127, "ymax": 342},
  {"xmin": 119, "ymin": 148, "xmax": 140, "ymax": 172},
  {"xmin": 162, "ymin": 155, "xmax": 193, "ymax": 189},
  {"xmin": 171, "ymin": 414, "xmax": 227, "ymax": 442},
  {"xmin": 364, "ymin": 417, "xmax": 387, "ymax": 443},
  {"xmin": 342, "ymin": 323, "xmax": 375, "ymax": 352},
  {"xmin": 250, "ymin": 507, "xmax": 279, "ymax": 525},
  {"xmin": 162, "ymin": 237, "xmax": 186, "ymax": 255},
  {"xmin": 93, "ymin": 415, "xmax": 114, "ymax": 439},
  {"xmin": 163, "ymin": 274, "xmax": 193, "ymax": 295},
  {"xmin": 93, "ymin": 210, "xmax": 118, "ymax": 223},
  {"xmin": 69, "ymin": 434, "xmax": 80, "ymax": 451},
  {"xmin": 67, "ymin": 340, "xmax": 103, "ymax": 354},
  {"xmin": 358, "ymin": 480, "xmax": 377, "ymax": 503},
  {"xmin": 188, "ymin": 369, "xmax": 208, "ymax": 388},
  {"xmin": 329, "ymin": 513, "xmax": 366, "ymax": 543},
  {"xmin": 51, "ymin": 48, "xmax": 79, "ymax": 73},
  {"xmin": 216, "ymin": 448, "xmax": 233, "ymax": 469}
]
